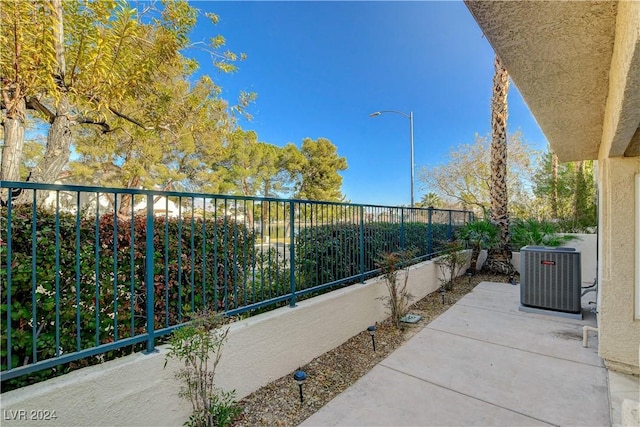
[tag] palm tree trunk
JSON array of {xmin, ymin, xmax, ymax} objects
[
  {"xmin": 470, "ymin": 247, "xmax": 480, "ymax": 273},
  {"xmin": 485, "ymin": 54, "xmax": 514, "ymax": 275}
]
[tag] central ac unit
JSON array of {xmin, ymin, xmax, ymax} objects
[{"xmin": 520, "ymin": 246, "xmax": 582, "ymax": 315}]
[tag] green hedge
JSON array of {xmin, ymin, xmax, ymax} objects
[
  {"xmin": 1, "ymin": 206, "xmax": 254, "ymax": 387},
  {"xmin": 1, "ymin": 206, "xmax": 465, "ymax": 389},
  {"xmin": 295, "ymin": 221, "xmax": 456, "ymax": 290}
]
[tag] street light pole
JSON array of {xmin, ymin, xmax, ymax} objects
[
  {"xmin": 409, "ymin": 111, "xmax": 414, "ymax": 209},
  {"xmin": 369, "ymin": 110, "xmax": 415, "ymax": 208}
]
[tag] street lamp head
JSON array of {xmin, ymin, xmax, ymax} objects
[{"xmin": 369, "ymin": 111, "xmax": 381, "ymax": 117}]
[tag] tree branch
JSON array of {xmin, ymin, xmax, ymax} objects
[
  {"xmin": 27, "ymin": 96, "xmax": 116, "ymax": 134},
  {"xmin": 107, "ymin": 106, "xmax": 153, "ymax": 130},
  {"xmin": 75, "ymin": 117, "xmax": 114, "ymax": 134},
  {"xmin": 26, "ymin": 97, "xmax": 55, "ymax": 123}
]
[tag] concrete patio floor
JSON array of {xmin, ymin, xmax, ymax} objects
[{"xmin": 301, "ymin": 281, "xmax": 633, "ymax": 427}]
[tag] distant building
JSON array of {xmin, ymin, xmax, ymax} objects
[{"xmin": 133, "ymin": 196, "xmax": 180, "ymax": 218}]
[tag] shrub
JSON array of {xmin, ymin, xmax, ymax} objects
[
  {"xmin": 245, "ymin": 248, "xmax": 290, "ymax": 308},
  {"xmin": 376, "ymin": 251, "xmax": 414, "ymax": 328},
  {"xmin": 1, "ymin": 206, "xmax": 254, "ymax": 389},
  {"xmin": 510, "ymin": 218, "xmax": 580, "ymax": 250},
  {"xmin": 294, "ymin": 221, "xmax": 457, "ymax": 290},
  {"xmin": 434, "ymin": 242, "xmax": 469, "ymax": 291},
  {"xmin": 456, "ymin": 220, "xmax": 499, "ymax": 273},
  {"xmin": 165, "ymin": 312, "xmax": 240, "ymax": 427}
]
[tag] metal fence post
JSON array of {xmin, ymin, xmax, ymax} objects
[
  {"xmin": 427, "ymin": 207, "xmax": 433, "ymax": 257},
  {"xmin": 448, "ymin": 210, "xmax": 453, "ymax": 241},
  {"xmin": 5, "ymin": 196, "xmax": 13, "ymax": 370},
  {"xmin": 359, "ymin": 205, "xmax": 365, "ymax": 283},
  {"xmin": 144, "ymin": 194, "xmax": 157, "ymax": 354},
  {"xmin": 400, "ymin": 207, "xmax": 406, "ymax": 250},
  {"xmin": 289, "ymin": 201, "xmax": 297, "ymax": 307}
]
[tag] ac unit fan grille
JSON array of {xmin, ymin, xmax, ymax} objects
[{"xmin": 520, "ymin": 247, "xmax": 582, "ymax": 314}]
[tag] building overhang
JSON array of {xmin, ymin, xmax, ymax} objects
[{"xmin": 465, "ymin": 1, "xmax": 640, "ymax": 162}]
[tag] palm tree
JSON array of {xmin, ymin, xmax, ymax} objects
[
  {"xmin": 456, "ymin": 220, "xmax": 499, "ymax": 273},
  {"xmin": 485, "ymin": 54, "xmax": 515, "ymax": 275},
  {"xmin": 418, "ymin": 192, "xmax": 442, "ymax": 208},
  {"xmin": 510, "ymin": 218, "xmax": 579, "ymax": 249}
]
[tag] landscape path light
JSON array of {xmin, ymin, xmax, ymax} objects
[
  {"xmin": 367, "ymin": 325, "xmax": 377, "ymax": 352},
  {"xmin": 293, "ymin": 370, "xmax": 307, "ymax": 403}
]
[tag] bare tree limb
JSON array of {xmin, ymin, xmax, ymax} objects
[
  {"xmin": 107, "ymin": 106, "xmax": 152, "ymax": 130},
  {"xmin": 26, "ymin": 97, "xmax": 55, "ymax": 123},
  {"xmin": 74, "ymin": 117, "xmax": 114, "ymax": 134}
]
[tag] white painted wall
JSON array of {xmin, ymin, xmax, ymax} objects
[
  {"xmin": 1, "ymin": 254, "xmax": 468, "ymax": 427},
  {"xmin": 564, "ymin": 233, "xmax": 598, "ymax": 284}
]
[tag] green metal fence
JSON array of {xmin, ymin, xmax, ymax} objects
[{"xmin": 0, "ymin": 181, "xmax": 473, "ymax": 382}]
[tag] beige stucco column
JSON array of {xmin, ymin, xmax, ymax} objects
[{"xmin": 597, "ymin": 156, "xmax": 640, "ymax": 374}]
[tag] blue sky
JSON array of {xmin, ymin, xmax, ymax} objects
[{"xmin": 187, "ymin": 1, "xmax": 548, "ymax": 206}]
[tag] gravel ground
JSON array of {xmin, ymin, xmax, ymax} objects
[{"xmin": 233, "ymin": 272, "xmax": 515, "ymax": 426}]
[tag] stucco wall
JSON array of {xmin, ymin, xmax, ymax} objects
[
  {"xmin": 598, "ymin": 156, "xmax": 640, "ymax": 375},
  {"xmin": 1, "ymin": 255, "xmax": 461, "ymax": 427},
  {"xmin": 599, "ymin": 0, "xmax": 640, "ymax": 158}
]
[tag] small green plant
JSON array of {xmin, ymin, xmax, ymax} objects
[
  {"xmin": 434, "ymin": 242, "xmax": 468, "ymax": 291},
  {"xmin": 165, "ymin": 312, "xmax": 241, "ymax": 427},
  {"xmin": 376, "ymin": 250, "xmax": 415, "ymax": 328},
  {"xmin": 510, "ymin": 218, "xmax": 580, "ymax": 249},
  {"xmin": 456, "ymin": 220, "xmax": 499, "ymax": 273}
]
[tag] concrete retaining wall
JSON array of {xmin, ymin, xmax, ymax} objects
[{"xmin": 1, "ymin": 254, "xmax": 467, "ymax": 427}]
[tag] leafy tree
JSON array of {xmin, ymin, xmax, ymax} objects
[
  {"xmin": 573, "ymin": 161, "xmax": 596, "ymax": 228},
  {"xmin": 214, "ymin": 129, "xmax": 291, "ymax": 227},
  {"xmin": 69, "ymin": 69, "xmax": 231, "ymax": 213},
  {"xmin": 551, "ymin": 152, "xmax": 559, "ymax": 218},
  {"xmin": 257, "ymin": 143, "xmax": 293, "ymax": 198},
  {"xmin": 532, "ymin": 149, "xmax": 597, "ymax": 230},
  {"xmin": 0, "ymin": 0, "xmax": 56, "ymax": 182},
  {"xmin": 28, "ymin": 0, "xmax": 72, "ymax": 188},
  {"xmin": 1, "ymin": 0, "xmax": 247, "ymax": 191},
  {"xmin": 1, "ymin": 0, "xmax": 131, "ymax": 183},
  {"xmin": 216, "ymin": 129, "xmax": 290, "ymax": 198},
  {"xmin": 288, "ymin": 137, "xmax": 348, "ymax": 202},
  {"xmin": 419, "ymin": 131, "xmax": 537, "ymax": 217}
]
